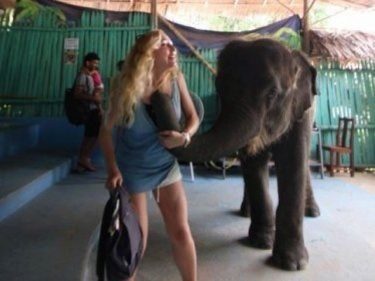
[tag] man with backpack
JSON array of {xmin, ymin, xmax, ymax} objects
[{"xmin": 74, "ymin": 52, "xmax": 103, "ymax": 172}]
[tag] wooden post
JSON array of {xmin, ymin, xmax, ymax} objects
[
  {"xmin": 151, "ymin": 0, "xmax": 158, "ymax": 29},
  {"xmin": 302, "ymin": 0, "xmax": 310, "ymax": 54}
]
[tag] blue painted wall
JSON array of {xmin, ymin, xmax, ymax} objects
[{"xmin": 0, "ymin": 117, "xmax": 102, "ymax": 161}]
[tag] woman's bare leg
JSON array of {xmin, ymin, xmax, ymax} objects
[
  {"xmin": 154, "ymin": 181, "xmax": 197, "ymax": 281},
  {"xmin": 128, "ymin": 192, "xmax": 149, "ymax": 281}
]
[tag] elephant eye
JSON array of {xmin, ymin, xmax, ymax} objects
[{"xmin": 267, "ymin": 86, "xmax": 278, "ymax": 100}]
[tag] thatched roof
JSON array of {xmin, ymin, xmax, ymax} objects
[
  {"xmin": 310, "ymin": 29, "xmax": 375, "ymax": 68},
  {"xmin": 0, "ymin": 0, "xmax": 15, "ymax": 9}
]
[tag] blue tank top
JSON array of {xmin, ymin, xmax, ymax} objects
[{"xmin": 115, "ymin": 80, "xmax": 181, "ymax": 194}]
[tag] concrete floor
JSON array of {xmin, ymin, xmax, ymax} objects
[
  {"xmin": 339, "ymin": 172, "xmax": 375, "ymax": 194},
  {"xmin": 83, "ymin": 167, "xmax": 375, "ymax": 281}
]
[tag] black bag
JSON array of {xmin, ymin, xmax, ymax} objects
[
  {"xmin": 96, "ymin": 188, "xmax": 143, "ymax": 281},
  {"xmin": 64, "ymin": 78, "xmax": 90, "ymax": 126}
]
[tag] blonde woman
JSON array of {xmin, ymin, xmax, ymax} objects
[{"xmin": 99, "ymin": 29, "xmax": 199, "ymax": 281}]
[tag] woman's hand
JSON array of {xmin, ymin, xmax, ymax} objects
[
  {"xmin": 106, "ymin": 168, "xmax": 123, "ymax": 190},
  {"xmin": 159, "ymin": 130, "xmax": 185, "ymax": 149}
]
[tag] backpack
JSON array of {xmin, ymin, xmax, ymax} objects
[
  {"xmin": 64, "ymin": 76, "xmax": 90, "ymax": 126},
  {"xmin": 96, "ymin": 188, "xmax": 143, "ymax": 281}
]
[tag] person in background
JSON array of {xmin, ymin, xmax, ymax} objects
[
  {"xmin": 91, "ymin": 68, "xmax": 104, "ymax": 91},
  {"xmin": 99, "ymin": 30, "xmax": 199, "ymax": 281},
  {"xmin": 116, "ymin": 59, "xmax": 124, "ymax": 72},
  {"xmin": 74, "ymin": 52, "xmax": 102, "ymax": 172},
  {"xmin": 109, "ymin": 59, "xmax": 124, "ymax": 98},
  {"xmin": 91, "ymin": 67, "xmax": 105, "ymax": 116}
]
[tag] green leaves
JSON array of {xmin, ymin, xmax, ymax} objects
[
  {"xmin": 15, "ymin": 0, "xmax": 41, "ymax": 21},
  {"xmin": 14, "ymin": 0, "xmax": 65, "ymax": 23}
]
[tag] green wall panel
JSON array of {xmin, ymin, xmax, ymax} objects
[{"xmin": 0, "ymin": 11, "xmax": 374, "ymax": 166}]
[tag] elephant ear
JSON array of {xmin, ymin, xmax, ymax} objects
[{"xmin": 291, "ymin": 50, "xmax": 317, "ymax": 120}]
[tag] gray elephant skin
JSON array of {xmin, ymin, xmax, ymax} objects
[{"xmin": 151, "ymin": 38, "xmax": 321, "ymax": 271}]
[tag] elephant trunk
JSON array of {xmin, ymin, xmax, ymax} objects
[{"xmin": 151, "ymin": 92, "xmax": 259, "ymax": 162}]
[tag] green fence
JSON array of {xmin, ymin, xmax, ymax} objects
[
  {"xmin": 0, "ymin": 11, "xmax": 151, "ymax": 117},
  {"xmin": 1, "ymin": 11, "xmax": 374, "ymax": 166},
  {"xmin": 315, "ymin": 62, "xmax": 375, "ymax": 167}
]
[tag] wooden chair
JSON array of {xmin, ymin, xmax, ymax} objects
[
  {"xmin": 322, "ymin": 117, "xmax": 355, "ymax": 177},
  {"xmin": 311, "ymin": 124, "xmax": 324, "ymax": 179}
]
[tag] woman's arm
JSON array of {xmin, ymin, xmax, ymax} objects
[
  {"xmin": 99, "ymin": 106, "xmax": 123, "ymax": 189},
  {"xmin": 177, "ymin": 72, "xmax": 200, "ymax": 137}
]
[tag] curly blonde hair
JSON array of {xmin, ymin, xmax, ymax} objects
[{"xmin": 109, "ymin": 29, "xmax": 179, "ymax": 126}]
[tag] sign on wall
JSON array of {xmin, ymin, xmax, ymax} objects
[{"xmin": 64, "ymin": 38, "xmax": 79, "ymax": 64}]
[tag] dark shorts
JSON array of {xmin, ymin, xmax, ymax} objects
[{"xmin": 84, "ymin": 109, "xmax": 101, "ymax": 138}]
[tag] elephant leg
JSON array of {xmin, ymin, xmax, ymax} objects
[
  {"xmin": 303, "ymin": 106, "xmax": 320, "ymax": 217},
  {"xmin": 240, "ymin": 150, "xmax": 274, "ymax": 249},
  {"xmin": 272, "ymin": 120, "xmax": 309, "ymax": 270},
  {"xmin": 304, "ymin": 172, "xmax": 320, "ymax": 217},
  {"xmin": 239, "ymin": 184, "xmax": 251, "ymax": 217}
]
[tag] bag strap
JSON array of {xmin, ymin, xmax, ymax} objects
[
  {"xmin": 72, "ymin": 73, "xmax": 91, "ymax": 97},
  {"xmin": 175, "ymin": 76, "xmax": 204, "ymax": 124},
  {"xmin": 175, "ymin": 76, "xmax": 182, "ymax": 106},
  {"xmin": 85, "ymin": 75, "xmax": 90, "ymax": 95}
]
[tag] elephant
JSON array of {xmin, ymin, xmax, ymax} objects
[{"xmin": 151, "ymin": 38, "xmax": 320, "ymax": 270}]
